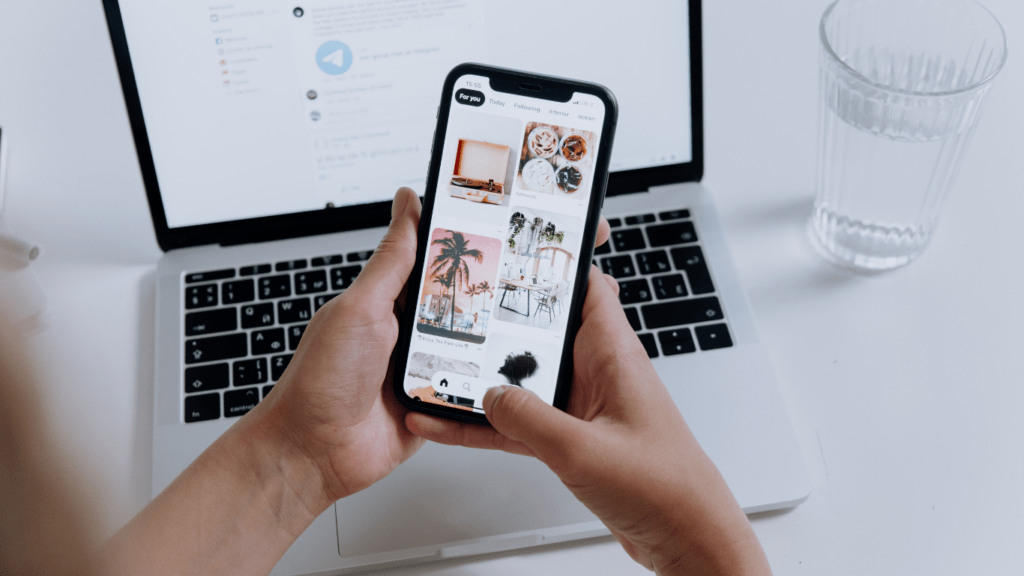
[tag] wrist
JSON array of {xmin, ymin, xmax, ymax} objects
[
  {"xmin": 650, "ymin": 504, "xmax": 770, "ymax": 576},
  {"xmin": 233, "ymin": 395, "xmax": 337, "ymax": 530}
]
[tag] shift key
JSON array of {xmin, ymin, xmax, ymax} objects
[
  {"xmin": 185, "ymin": 333, "xmax": 247, "ymax": 364},
  {"xmin": 641, "ymin": 297, "xmax": 724, "ymax": 330}
]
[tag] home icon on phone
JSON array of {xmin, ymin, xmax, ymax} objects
[{"xmin": 439, "ymin": 378, "xmax": 449, "ymax": 388}]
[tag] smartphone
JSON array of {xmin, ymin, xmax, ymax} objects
[{"xmin": 392, "ymin": 63, "xmax": 617, "ymax": 424}]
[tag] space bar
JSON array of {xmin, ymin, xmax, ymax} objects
[{"xmin": 640, "ymin": 297, "xmax": 724, "ymax": 330}]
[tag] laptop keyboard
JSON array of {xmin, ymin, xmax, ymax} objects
[
  {"xmin": 181, "ymin": 250, "xmax": 372, "ymax": 423},
  {"xmin": 596, "ymin": 208, "xmax": 733, "ymax": 359},
  {"xmin": 178, "ymin": 207, "xmax": 725, "ymax": 423}
]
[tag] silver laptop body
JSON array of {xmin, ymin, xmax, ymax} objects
[{"xmin": 106, "ymin": 0, "xmax": 810, "ymax": 573}]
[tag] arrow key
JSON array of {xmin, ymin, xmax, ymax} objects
[{"xmin": 695, "ymin": 323, "xmax": 733, "ymax": 351}]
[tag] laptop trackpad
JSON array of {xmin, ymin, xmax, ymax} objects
[{"xmin": 334, "ymin": 442, "xmax": 595, "ymax": 558}]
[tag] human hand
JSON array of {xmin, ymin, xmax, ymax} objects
[
  {"xmin": 255, "ymin": 187, "xmax": 426, "ymax": 508},
  {"xmin": 251, "ymin": 190, "xmax": 612, "ymax": 510},
  {"xmin": 407, "ymin": 267, "xmax": 771, "ymax": 575}
]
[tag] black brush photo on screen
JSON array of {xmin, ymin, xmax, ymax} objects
[{"xmin": 497, "ymin": 351, "xmax": 538, "ymax": 386}]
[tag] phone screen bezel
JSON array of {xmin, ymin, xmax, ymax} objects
[{"xmin": 392, "ymin": 63, "xmax": 618, "ymax": 425}]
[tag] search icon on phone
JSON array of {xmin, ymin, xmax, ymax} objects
[{"xmin": 463, "ymin": 382, "xmax": 472, "ymax": 392}]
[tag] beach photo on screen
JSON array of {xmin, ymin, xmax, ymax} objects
[{"xmin": 415, "ymin": 228, "xmax": 502, "ymax": 344}]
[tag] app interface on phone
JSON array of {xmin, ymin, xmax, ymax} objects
[{"xmin": 402, "ymin": 74, "xmax": 606, "ymax": 413}]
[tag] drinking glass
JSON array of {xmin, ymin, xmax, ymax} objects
[{"xmin": 811, "ymin": 0, "xmax": 1007, "ymax": 270}]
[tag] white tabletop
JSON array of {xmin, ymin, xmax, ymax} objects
[{"xmin": 2, "ymin": 1, "xmax": 1021, "ymax": 574}]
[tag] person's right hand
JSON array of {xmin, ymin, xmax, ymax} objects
[{"xmin": 407, "ymin": 267, "xmax": 772, "ymax": 576}]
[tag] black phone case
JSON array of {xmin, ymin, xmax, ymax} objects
[{"xmin": 392, "ymin": 63, "xmax": 618, "ymax": 425}]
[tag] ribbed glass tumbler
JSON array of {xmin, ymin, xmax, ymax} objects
[{"xmin": 811, "ymin": 0, "xmax": 1007, "ymax": 270}]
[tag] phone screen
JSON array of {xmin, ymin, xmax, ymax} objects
[{"xmin": 400, "ymin": 72, "xmax": 608, "ymax": 414}]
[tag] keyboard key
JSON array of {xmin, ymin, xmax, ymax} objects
[
  {"xmin": 276, "ymin": 259, "xmax": 307, "ymax": 272},
  {"xmin": 600, "ymin": 255, "xmax": 636, "ymax": 278},
  {"xmin": 288, "ymin": 324, "xmax": 307, "ymax": 350},
  {"xmin": 636, "ymin": 250, "xmax": 672, "ymax": 275},
  {"xmin": 611, "ymin": 228, "xmax": 646, "ymax": 252},
  {"xmin": 640, "ymin": 297, "xmax": 724, "ymax": 330},
  {"xmin": 259, "ymin": 275, "xmax": 292, "ymax": 299},
  {"xmin": 185, "ymin": 333, "xmax": 247, "ymax": 364},
  {"xmin": 224, "ymin": 388, "xmax": 260, "ymax": 418},
  {"xmin": 652, "ymin": 274, "xmax": 688, "ymax": 299},
  {"xmin": 241, "ymin": 303, "xmax": 275, "ymax": 328},
  {"xmin": 658, "ymin": 209, "xmax": 690, "ymax": 221},
  {"xmin": 271, "ymin": 354, "xmax": 293, "ymax": 381},
  {"xmin": 624, "ymin": 307, "xmax": 642, "ymax": 331},
  {"xmin": 262, "ymin": 385, "xmax": 274, "ymax": 398},
  {"xmin": 647, "ymin": 221, "xmax": 698, "ymax": 247},
  {"xmin": 625, "ymin": 214, "xmax": 656, "ymax": 225},
  {"xmin": 185, "ymin": 308, "xmax": 237, "ymax": 337},
  {"xmin": 185, "ymin": 284, "xmax": 218, "ymax": 309},
  {"xmin": 222, "ymin": 279, "xmax": 255, "ymax": 304},
  {"xmin": 331, "ymin": 265, "xmax": 362, "ymax": 290},
  {"xmin": 658, "ymin": 328, "xmax": 696, "ymax": 355},
  {"xmin": 594, "ymin": 242, "xmax": 612, "ymax": 255},
  {"xmin": 239, "ymin": 264, "xmax": 271, "ymax": 276},
  {"xmin": 184, "ymin": 393, "xmax": 220, "ymax": 423},
  {"xmin": 311, "ymin": 255, "xmax": 344, "ymax": 267},
  {"xmin": 251, "ymin": 328, "xmax": 286, "ymax": 355},
  {"xmin": 347, "ymin": 250, "xmax": 374, "ymax": 262},
  {"xmin": 314, "ymin": 293, "xmax": 341, "ymax": 311},
  {"xmin": 278, "ymin": 298, "xmax": 312, "ymax": 324},
  {"xmin": 233, "ymin": 358, "xmax": 267, "ymax": 386},
  {"xmin": 184, "ymin": 363, "xmax": 229, "ymax": 393},
  {"xmin": 607, "ymin": 217, "xmax": 623, "ymax": 228},
  {"xmin": 186, "ymin": 268, "xmax": 235, "ymax": 283},
  {"xmin": 670, "ymin": 246, "xmax": 715, "ymax": 294},
  {"xmin": 618, "ymin": 279, "xmax": 653, "ymax": 305},
  {"xmin": 295, "ymin": 270, "xmax": 328, "ymax": 294},
  {"xmin": 637, "ymin": 333, "xmax": 659, "ymax": 358},
  {"xmin": 695, "ymin": 324, "xmax": 733, "ymax": 350}
]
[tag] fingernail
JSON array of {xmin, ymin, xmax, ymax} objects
[
  {"xmin": 483, "ymin": 385, "xmax": 515, "ymax": 412},
  {"xmin": 391, "ymin": 188, "xmax": 409, "ymax": 219}
]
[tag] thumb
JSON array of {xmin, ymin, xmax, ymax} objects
[
  {"xmin": 483, "ymin": 385, "xmax": 587, "ymax": 465},
  {"xmin": 345, "ymin": 187, "xmax": 421, "ymax": 311}
]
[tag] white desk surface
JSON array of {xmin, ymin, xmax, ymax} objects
[{"xmin": 2, "ymin": 1, "xmax": 1022, "ymax": 574}]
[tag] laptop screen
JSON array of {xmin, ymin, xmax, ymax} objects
[{"xmin": 117, "ymin": 1, "xmax": 692, "ymax": 230}]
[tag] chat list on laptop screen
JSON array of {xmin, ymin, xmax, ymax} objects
[{"xmin": 117, "ymin": 1, "xmax": 692, "ymax": 229}]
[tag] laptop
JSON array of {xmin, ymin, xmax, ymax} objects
[{"xmin": 103, "ymin": 0, "xmax": 810, "ymax": 573}]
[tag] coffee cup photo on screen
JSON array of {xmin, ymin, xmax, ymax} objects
[
  {"xmin": 404, "ymin": 352, "xmax": 479, "ymax": 412},
  {"xmin": 516, "ymin": 122, "xmax": 597, "ymax": 201},
  {"xmin": 494, "ymin": 207, "xmax": 581, "ymax": 331},
  {"xmin": 436, "ymin": 107, "xmax": 522, "ymax": 218},
  {"xmin": 481, "ymin": 332, "xmax": 558, "ymax": 405},
  {"xmin": 415, "ymin": 228, "xmax": 502, "ymax": 344}
]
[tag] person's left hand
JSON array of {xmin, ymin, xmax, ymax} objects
[{"xmin": 255, "ymin": 187, "xmax": 425, "ymax": 506}]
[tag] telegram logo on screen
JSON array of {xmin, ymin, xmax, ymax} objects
[{"xmin": 316, "ymin": 40, "xmax": 352, "ymax": 75}]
